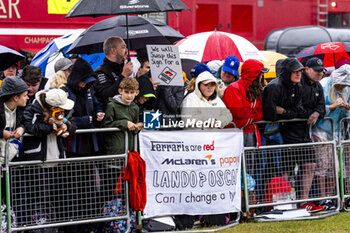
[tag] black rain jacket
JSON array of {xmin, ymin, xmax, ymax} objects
[
  {"xmin": 263, "ymin": 62, "xmax": 310, "ymax": 143},
  {"xmin": 94, "ymin": 57, "xmax": 125, "ymax": 109}
]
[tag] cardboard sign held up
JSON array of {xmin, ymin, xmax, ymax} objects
[{"xmin": 147, "ymin": 45, "xmax": 184, "ymax": 86}]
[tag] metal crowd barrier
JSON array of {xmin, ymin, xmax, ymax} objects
[
  {"xmin": 2, "ymin": 128, "xmax": 132, "ymax": 233},
  {"xmin": 2, "ymin": 127, "xmax": 242, "ymax": 233},
  {"xmin": 339, "ymin": 117, "xmax": 350, "ymax": 211},
  {"xmin": 243, "ymin": 118, "xmax": 340, "ymax": 221}
]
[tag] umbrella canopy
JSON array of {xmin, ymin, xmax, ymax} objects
[
  {"xmin": 31, "ymin": 29, "xmax": 105, "ymax": 89},
  {"xmin": 296, "ymin": 42, "xmax": 350, "ymax": 68},
  {"xmin": 65, "ymin": 0, "xmax": 189, "ymax": 18},
  {"xmin": 176, "ymin": 31, "xmax": 264, "ymax": 63},
  {"xmin": 0, "ymin": 45, "xmax": 24, "ymax": 71},
  {"xmin": 259, "ymin": 51, "xmax": 287, "ymax": 82},
  {"xmin": 67, "ymin": 15, "xmax": 185, "ymax": 54},
  {"xmin": 66, "ymin": 0, "xmax": 188, "ymax": 58},
  {"xmin": 31, "ymin": 29, "xmax": 85, "ymax": 76},
  {"xmin": 181, "ymin": 58, "xmax": 199, "ymax": 81}
]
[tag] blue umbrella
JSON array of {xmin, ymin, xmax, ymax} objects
[
  {"xmin": 31, "ymin": 29, "xmax": 105, "ymax": 86},
  {"xmin": 0, "ymin": 45, "xmax": 24, "ymax": 70}
]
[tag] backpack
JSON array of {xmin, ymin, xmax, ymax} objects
[
  {"xmin": 143, "ymin": 217, "xmax": 175, "ymax": 232},
  {"xmin": 199, "ymin": 214, "xmax": 229, "ymax": 227},
  {"xmin": 173, "ymin": 215, "xmax": 194, "ymax": 230},
  {"xmin": 101, "ymin": 198, "xmax": 136, "ymax": 233},
  {"xmin": 264, "ymin": 177, "xmax": 291, "ymax": 204}
]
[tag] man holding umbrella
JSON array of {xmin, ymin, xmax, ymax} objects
[{"xmin": 94, "ymin": 36, "xmax": 133, "ymax": 109}]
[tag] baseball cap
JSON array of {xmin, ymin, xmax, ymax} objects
[
  {"xmin": 206, "ymin": 60, "xmax": 223, "ymax": 74},
  {"xmin": 306, "ymin": 57, "xmax": 326, "ymax": 71},
  {"xmin": 262, "ymin": 67, "xmax": 270, "ymax": 73},
  {"xmin": 222, "ymin": 56, "xmax": 240, "ymax": 76},
  {"xmin": 282, "ymin": 58, "xmax": 306, "ymax": 72},
  {"xmin": 82, "ymin": 76, "xmax": 96, "ymax": 84},
  {"xmin": 190, "ymin": 63, "xmax": 215, "ymax": 78},
  {"xmin": 201, "ymin": 79, "xmax": 217, "ymax": 85},
  {"xmin": 54, "ymin": 58, "xmax": 73, "ymax": 73},
  {"xmin": 0, "ymin": 76, "xmax": 29, "ymax": 97},
  {"xmin": 45, "ymin": 89, "xmax": 74, "ymax": 110},
  {"xmin": 197, "ymin": 71, "xmax": 217, "ymax": 85},
  {"xmin": 143, "ymin": 93, "xmax": 156, "ymax": 98}
]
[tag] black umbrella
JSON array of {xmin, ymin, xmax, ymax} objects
[
  {"xmin": 65, "ymin": 0, "xmax": 189, "ymax": 18},
  {"xmin": 181, "ymin": 58, "xmax": 199, "ymax": 81},
  {"xmin": 0, "ymin": 45, "xmax": 24, "ymax": 71},
  {"xmin": 67, "ymin": 15, "xmax": 185, "ymax": 54},
  {"xmin": 65, "ymin": 0, "xmax": 189, "ymax": 57}
]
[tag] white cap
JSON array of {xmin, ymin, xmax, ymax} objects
[
  {"xmin": 206, "ymin": 60, "xmax": 223, "ymax": 73},
  {"xmin": 45, "ymin": 89, "xmax": 74, "ymax": 110}
]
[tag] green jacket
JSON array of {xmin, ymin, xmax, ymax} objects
[{"xmin": 102, "ymin": 95, "xmax": 139, "ymax": 155}]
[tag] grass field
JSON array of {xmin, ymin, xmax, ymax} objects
[{"xmin": 219, "ymin": 212, "xmax": 350, "ymax": 233}]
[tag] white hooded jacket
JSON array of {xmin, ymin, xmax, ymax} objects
[{"xmin": 180, "ymin": 71, "xmax": 232, "ymax": 128}]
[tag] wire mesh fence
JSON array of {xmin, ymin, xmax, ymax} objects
[
  {"xmin": 339, "ymin": 117, "xmax": 350, "ymax": 211},
  {"xmin": 10, "ymin": 156, "xmax": 126, "ymax": 227},
  {"xmin": 243, "ymin": 119, "xmax": 340, "ymax": 221},
  {"xmin": 2, "ymin": 128, "xmax": 132, "ymax": 232}
]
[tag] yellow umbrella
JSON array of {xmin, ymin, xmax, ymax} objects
[{"xmin": 259, "ymin": 51, "xmax": 287, "ymax": 82}]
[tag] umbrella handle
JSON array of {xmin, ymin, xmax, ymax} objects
[{"xmin": 126, "ymin": 13, "xmax": 131, "ymax": 61}]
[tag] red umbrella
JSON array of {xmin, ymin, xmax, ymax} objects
[
  {"xmin": 296, "ymin": 42, "xmax": 350, "ymax": 68},
  {"xmin": 175, "ymin": 31, "xmax": 264, "ymax": 63}
]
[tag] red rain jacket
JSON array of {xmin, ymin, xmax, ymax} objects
[
  {"xmin": 123, "ymin": 151, "xmax": 147, "ymax": 211},
  {"xmin": 222, "ymin": 59, "xmax": 264, "ymax": 146}
]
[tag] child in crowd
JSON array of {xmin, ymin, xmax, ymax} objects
[
  {"xmin": 102, "ymin": 78, "xmax": 142, "ymax": 155},
  {"xmin": 21, "ymin": 65, "xmax": 48, "ymax": 105},
  {"xmin": 0, "ymin": 75, "xmax": 29, "ymax": 232},
  {"xmin": 20, "ymin": 88, "xmax": 76, "ymax": 161},
  {"xmin": 181, "ymin": 71, "xmax": 232, "ymax": 129},
  {"xmin": 0, "ymin": 76, "xmax": 29, "ymax": 161}
]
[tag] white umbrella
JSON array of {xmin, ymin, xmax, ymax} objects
[
  {"xmin": 31, "ymin": 29, "xmax": 105, "ymax": 89},
  {"xmin": 176, "ymin": 31, "xmax": 264, "ymax": 63}
]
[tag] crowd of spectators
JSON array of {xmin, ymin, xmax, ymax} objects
[{"xmin": 1, "ymin": 36, "xmax": 350, "ymax": 230}]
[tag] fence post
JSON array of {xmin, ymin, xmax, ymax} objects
[
  {"xmin": 4, "ymin": 140, "xmax": 11, "ymax": 232},
  {"xmin": 339, "ymin": 145, "xmax": 345, "ymax": 209}
]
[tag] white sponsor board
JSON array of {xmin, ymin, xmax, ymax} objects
[{"xmin": 139, "ymin": 129, "xmax": 243, "ymax": 217}]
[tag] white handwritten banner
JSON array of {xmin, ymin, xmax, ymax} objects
[
  {"xmin": 146, "ymin": 45, "xmax": 184, "ymax": 86},
  {"xmin": 139, "ymin": 129, "xmax": 243, "ymax": 218}
]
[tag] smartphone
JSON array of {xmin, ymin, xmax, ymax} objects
[{"xmin": 218, "ymin": 80, "xmax": 224, "ymax": 88}]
